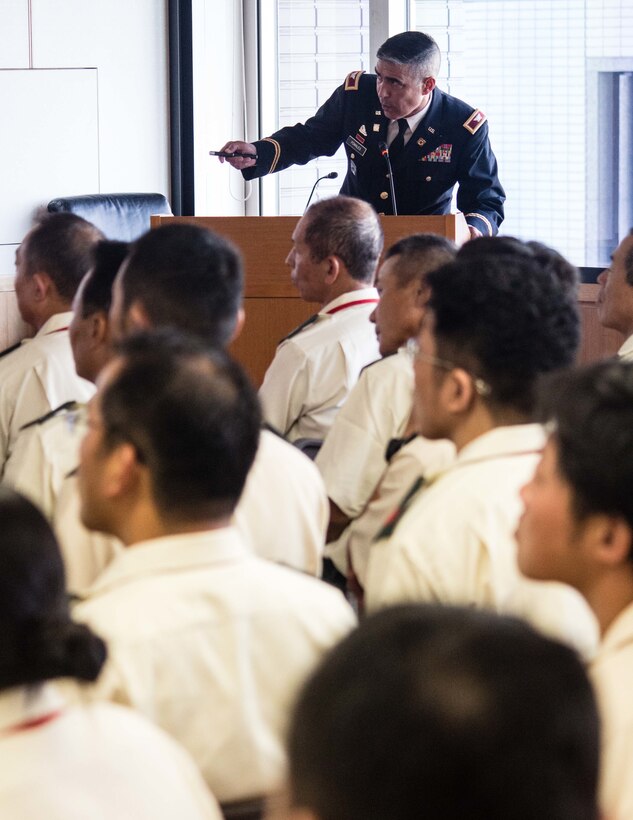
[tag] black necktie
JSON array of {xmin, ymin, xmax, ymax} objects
[{"xmin": 388, "ymin": 118, "xmax": 409, "ymax": 162}]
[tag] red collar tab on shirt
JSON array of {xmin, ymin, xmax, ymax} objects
[
  {"xmin": 325, "ymin": 298, "xmax": 379, "ymax": 316},
  {"xmin": 2, "ymin": 709, "xmax": 64, "ymax": 736},
  {"xmin": 45, "ymin": 326, "xmax": 70, "ymax": 335}
]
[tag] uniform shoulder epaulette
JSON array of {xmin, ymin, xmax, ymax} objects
[
  {"xmin": 0, "ymin": 340, "xmax": 23, "ymax": 359},
  {"xmin": 19, "ymin": 400, "xmax": 80, "ymax": 432},
  {"xmin": 344, "ymin": 70, "xmax": 364, "ymax": 91},
  {"xmin": 360, "ymin": 352, "xmax": 394, "ymax": 376},
  {"xmin": 463, "ymin": 109, "xmax": 487, "ymax": 134}
]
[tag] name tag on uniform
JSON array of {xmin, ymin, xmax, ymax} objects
[{"xmin": 346, "ymin": 135, "xmax": 367, "ymax": 156}]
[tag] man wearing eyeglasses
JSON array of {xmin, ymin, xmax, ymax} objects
[
  {"xmin": 219, "ymin": 31, "xmax": 505, "ymax": 239},
  {"xmin": 364, "ymin": 241, "xmax": 598, "ymax": 656}
]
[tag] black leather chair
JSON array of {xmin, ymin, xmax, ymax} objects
[{"xmin": 47, "ymin": 192, "xmax": 172, "ymax": 241}]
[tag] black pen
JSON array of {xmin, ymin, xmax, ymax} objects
[{"xmin": 210, "ymin": 149, "xmax": 258, "ymax": 160}]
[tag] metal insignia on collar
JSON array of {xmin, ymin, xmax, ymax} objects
[
  {"xmin": 375, "ymin": 110, "xmax": 381, "ymax": 115},
  {"xmin": 427, "ymin": 126, "xmax": 435, "ymax": 134},
  {"xmin": 373, "ymin": 124, "xmax": 380, "ymax": 132}
]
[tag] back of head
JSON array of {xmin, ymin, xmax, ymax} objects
[
  {"xmin": 426, "ymin": 246, "xmax": 580, "ymax": 414},
  {"xmin": 103, "ymin": 331, "xmax": 261, "ymax": 521},
  {"xmin": 118, "ymin": 223, "xmax": 243, "ymax": 347},
  {"xmin": 376, "ymin": 31, "xmax": 441, "ymax": 78},
  {"xmin": 384, "ymin": 233, "xmax": 457, "ymax": 288},
  {"xmin": 303, "ymin": 196, "xmax": 383, "ymax": 283},
  {"xmin": 288, "ymin": 604, "xmax": 599, "ymax": 820},
  {"xmin": 0, "ymin": 488, "xmax": 106, "ymax": 690},
  {"xmin": 540, "ymin": 360, "xmax": 633, "ymax": 537},
  {"xmin": 24, "ymin": 212, "xmax": 105, "ymax": 301},
  {"xmin": 80, "ymin": 240, "xmax": 129, "ymax": 318}
]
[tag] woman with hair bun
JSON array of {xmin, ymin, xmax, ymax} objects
[{"xmin": 0, "ymin": 488, "xmax": 222, "ymax": 819}]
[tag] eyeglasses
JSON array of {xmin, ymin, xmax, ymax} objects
[{"xmin": 405, "ymin": 337, "xmax": 492, "ymax": 398}]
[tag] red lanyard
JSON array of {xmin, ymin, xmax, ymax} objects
[
  {"xmin": 1, "ymin": 709, "xmax": 63, "ymax": 736},
  {"xmin": 325, "ymin": 298, "xmax": 379, "ymax": 316}
]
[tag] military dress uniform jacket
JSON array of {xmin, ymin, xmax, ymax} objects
[{"xmin": 243, "ymin": 71, "xmax": 505, "ymax": 236}]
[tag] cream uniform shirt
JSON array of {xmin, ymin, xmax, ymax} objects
[
  {"xmin": 259, "ymin": 288, "xmax": 380, "ymax": 441},
  {"xmin": 0, "ymin": 683, "xmax": 222, "ymax": 820},
  {"xmin": 366, "ymin": 424, "xmax": 598, "ymax": 656},
  {"xmin": 74, "ymin": 528, "xmax": 356, "ymax": 803},
  {"xmin": 316, "ymin": 348, "xmax": 414, "ymax": 518},
  {"xmin": 590, "ymin": 602, "xmax": 633, "ymax": 820},
  {"xmin": 0, "ymin": 312, "xmax": 94, "ymax": 475}
]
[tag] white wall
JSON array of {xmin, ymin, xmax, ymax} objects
[{"xmin": 0, "ymin": 0, "xmax": 170, "ymax": 279}]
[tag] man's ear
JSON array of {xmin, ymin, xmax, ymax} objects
[
  {"xmin": 31, "ymin": 272, "xmax": 52, "ymax": 302},
  {"xmin": 443, "ymin": 367, "xmax": 477, "ymax": 414},
  {"xmin": 591, "ymin": 515, "xmax": 633, "ymax": 568},
  {"xmin": 102, "ymin": 442, "xmax": 143, "ymax": 500},
  {"xmin": 90, "ymin": 312, "xmax": 109, "ymax": 346},
  {"xmin": 324, "ymin": 255, "xmax": 342, "ymax": 284},
  {"xmin": 127, "ymin": 300, "xmax": 153, "ymax": 331},
  {"xmin": 229, "ymin": 307, "xmax": 246, "ymax": 343},
  {"xmin": 422, "ymin": 76, "xmax": 436, "ymax": 94}
]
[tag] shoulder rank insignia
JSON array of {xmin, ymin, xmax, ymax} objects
[
  {"xmin": 0, "ymin": 340, "xmax": 22, "ymax": 359},
  {"xmin": 18, "ymin": 400, "xmax": 79, "ymax": 432},
  {"xmin": 344, "ymin": 70, "xmax": 364, "ymax": 91},
  {"xmin": 463, "ymin": 109, "xmax": 487, "ymax": 134}
]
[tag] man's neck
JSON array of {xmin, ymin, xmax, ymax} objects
[
  {"xmin": 450, "ymin": 405, "xmax": 530, "ymax": 453},
  {"xmin": 118, "ymin": 506, "xmax": 233, "ymax": 547},
  {"xmin": 319, "ymin": 279, "xmax": 372, "ymax": 310},
  {"xmin": 583, "ymin": 570, "xmax": 633, "ymax": 637},
  {"xmin": 29, "ymin": 303, "xmax": 71, "ymax": 333}
]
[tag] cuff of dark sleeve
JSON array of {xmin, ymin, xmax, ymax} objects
[
  {"xmin": 242, "ymin": 138, "xmax": 281, "ymax": 181},
  {"xmin": 465, "ymin": 212, "xmax": 495, "ymax": 236}
]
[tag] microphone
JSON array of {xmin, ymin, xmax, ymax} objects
[
  {"xmin": 378, "ymin": 142, "xmax": 398, "ymax": 216},
  {"xmin": 304, "ymin": 171, "xmax": 339, "ymax": 213}
]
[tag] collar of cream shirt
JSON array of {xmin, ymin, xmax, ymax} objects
[
  {"xmin": 84, "ymin": 526, "xmax": 251, "ymax": 598},
  {"xmin": 33, "ymin": 311, "xmax": 75, "ymax": 338},
  {"xmin": 319, "ymin": 286, "xmax": 380, "ymax": 317},
  {"xmin": 594, "ymin": 599, "xmax": 633, "ymax": 662},
  {"xmin": 618, "ymin": 334, "xmax": 633, "ymax": 361},
  {"xmin": 0, "ymin": 683, "xmax": 65, "ymax": 735},
  {"xmin": 427, "ymin": 423, "xmax": 545, "ymax": 484}
]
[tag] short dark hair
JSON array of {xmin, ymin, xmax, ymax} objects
[
  {"xmin": 103, "ymin": 331, "xmax": 260, "ymax": 520},
  {"xmin": 80, "ymin": 240, "xmax": 129, "ymax": 318},
  {"xmin": 540, "ymin": 360, "xmax": 633, "ymax": 546},
  {"xmin": 0, "ymin": 488, "xmax": 106, "ymax": 690},
  {"xmin": 426, "ymin": 250, "xmax": 580, "ymax": 413},
  {"xmin": 289, "ymin": 604, "xmax": 599, "ymax": 820},
  {"xmin": 303, "ymin": 196, "xmax": 383, "ymax": 283},
  {"xmin": 24, "ymin": 212, "xmax": 104, "ymax": 301},
  {"xmin": 119, "ymin": 223, "xmax": 243, "ymax": 347},
  {"xmin": 384, "ymin": 233, "xmax": 456, "ymax": 288},
  {"xmin": 458, "ymin": 236, "xmax": 580, "ymax": 297},
  {"xmin": 376, "ymin": 31, "xmax": 441, "ymax": 78}
]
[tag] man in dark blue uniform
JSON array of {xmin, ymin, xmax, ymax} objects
[{"xmin": 220, "ymin": 31, "xmax": 505, "ymax": 238}]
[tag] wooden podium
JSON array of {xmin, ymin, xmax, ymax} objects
[{"xmin": 151, "ymin": 213, "xmax": 470, "ymax": 385}]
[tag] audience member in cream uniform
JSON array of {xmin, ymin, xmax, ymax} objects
[
  {"xmin": 0, "ymin": 488, "xmax": 222, "ymax": 820},
  {"xmin": 316, "ymin": 233, "xmax": 457, "ymax": 579},
  {"xmin": 0, "ymin": 212, "xmax": 101, "ymax": 477},
  {"xmin": 366, "ymin": 240, "xmax": 598, "ymax": 658},
  {"xmin": 73, "ymin": 333, "xmax": 355, "ymax": 804},
  {"xmin": 516, "ymin": 360, "xmax": 633, "ymax": 820},
  {"xmin": 259, "ymin": 196, "xmax": 382, "ymax": 441}
]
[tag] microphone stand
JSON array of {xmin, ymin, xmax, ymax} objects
[{"xmin": 304, "ymin": 171, "xmax": 339, "ymax": 213}]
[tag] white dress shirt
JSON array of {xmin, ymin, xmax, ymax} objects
[
  {"xmin": 74, "ymin": 527, "xmax": 356, "ymax": 803},
  {"xmin": 366, "ymin": 425, "xmax": 598, "ymax": 656},
  {"xmin": 0, "ymin": 682, "xmax": 222, "ymax": 819},
  {"xmin": 0, "ymin": 312, "xmax": 94, "ymax": 476},
  {"xmin": 259, "ymin": 288, "xmax": 380, "ymax": 441},
  {"xmin": 590, "ymin": 602, "xmax": 633, "ymax": 820}
]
